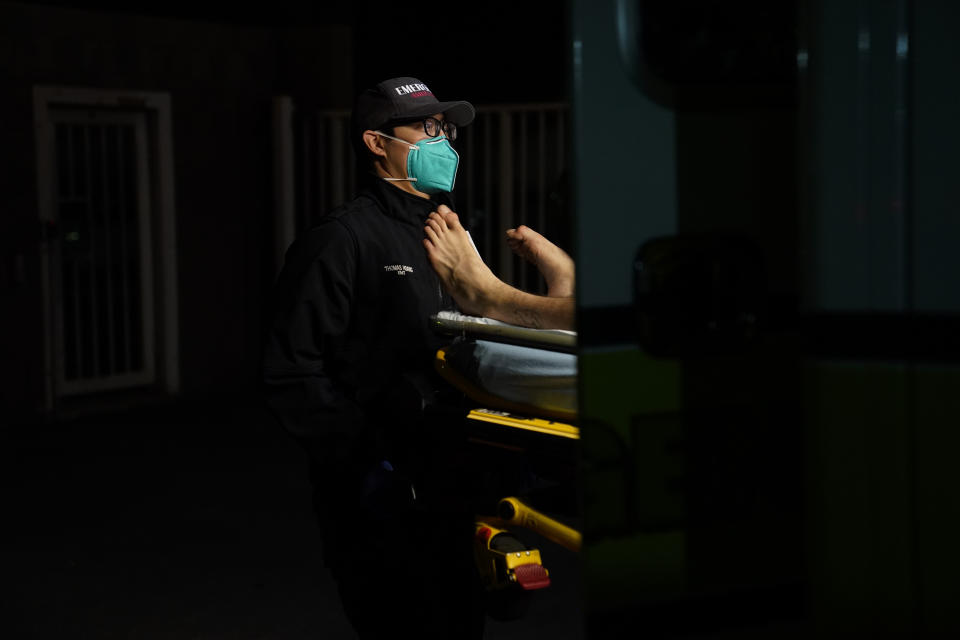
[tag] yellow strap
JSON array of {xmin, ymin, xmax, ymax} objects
[{"xmin": 467, "ymin": 409, "xmax": 579, "ymax": 440}]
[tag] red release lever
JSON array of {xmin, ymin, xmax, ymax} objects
[{"xmin": 513, "ymin": 563, "xmax": 551, "ymax": 590}]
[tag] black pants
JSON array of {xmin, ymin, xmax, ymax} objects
[{"xmin": 311, "ymin": 452, "xmax": 486, "ymax": 640}]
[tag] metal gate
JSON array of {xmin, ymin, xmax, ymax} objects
[{"xmin": 46, "ymin": 110, "xmax": 156, "ymax": 395}]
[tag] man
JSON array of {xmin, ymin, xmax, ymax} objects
[
  {"xmin": 261, "ymin": 77, "xmax": 484, "ymax": 639},
  {"xmin": 423, "ymin": 206, "xmax": 576, "ymax": 330}
]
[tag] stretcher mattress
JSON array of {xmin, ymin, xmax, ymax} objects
[{"xmin": 442, "ymin": 338, "xmax": 578, "ymax": 417}]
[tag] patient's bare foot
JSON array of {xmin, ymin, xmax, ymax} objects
[
  {"xmin": 424, "ymin": 205, "xmax": 505, "ymax": 317},
  {"xmin": 506, "ymin": 225, "xmax": 575, "ymax": 297}
]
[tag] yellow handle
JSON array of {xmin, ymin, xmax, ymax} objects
[{"xmin": 498, "ymin": 497, "xmax": 581, "ymax": 552}]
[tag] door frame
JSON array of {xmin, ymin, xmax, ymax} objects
[{"xmin": 33, "ymin": 86, "xmax": 179, "ymax": 411}]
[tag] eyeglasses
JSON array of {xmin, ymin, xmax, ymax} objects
[{"xmin": 419, "ymin": 116, "xmax": 458, "ymax": 141}]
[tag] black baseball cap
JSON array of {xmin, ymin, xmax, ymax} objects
[{"xmin": 352, "ymin": 76, "xmax": 476, "ymax": 132}]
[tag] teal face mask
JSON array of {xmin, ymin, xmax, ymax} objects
[{"xmin": 377, "ymin": 131, "xmax": 460, "ymax": 194}]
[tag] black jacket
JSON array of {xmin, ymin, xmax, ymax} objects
[{"xmin": 262, "ymin": 178, "xmax": 458, "ymax": 467}]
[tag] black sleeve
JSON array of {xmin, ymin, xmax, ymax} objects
[{"xmin": 261, "ymin": 218, "xmax": 366, "ymax": 462}]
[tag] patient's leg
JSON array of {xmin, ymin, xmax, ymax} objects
[
  {"xmin": 423, "ymin": 205, "xmax": 502, "ymax": 317},
  {"xmin": 425, "ymin": 207, "xmax": 575, "ymax": 330},
  {"xmin": 506, "ymin": 225, "xmax": 575, "ymax": 297}
]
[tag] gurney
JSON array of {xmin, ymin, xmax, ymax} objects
[{"xmin": 428, "ymin": 310, "xmax": 582, "ymax": 618}]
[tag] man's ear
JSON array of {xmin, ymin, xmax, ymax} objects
[{"xmin": 362, "ymin": 130, "xmax": 387, "ymax": 157}]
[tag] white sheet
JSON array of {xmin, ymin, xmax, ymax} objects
[{"xmin": 444, "ymin": 339, "xmax": 577, "ymax": 415}]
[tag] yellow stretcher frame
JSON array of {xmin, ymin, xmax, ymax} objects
[{"xmin": 433, "ymin": 342, "xmax": 582, "ymax": 601}]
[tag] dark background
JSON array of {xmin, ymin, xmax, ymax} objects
[
  {"xmin": 7, "ymin": 1, "xmax": 959, "ymax": 638},
  {"xmin": 1, "ymin": 0, "xmax": 568, "ymax": 415},
  {"xmin": 3, "ymin": 1, "xmax": 574, "ymax": 638}
]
